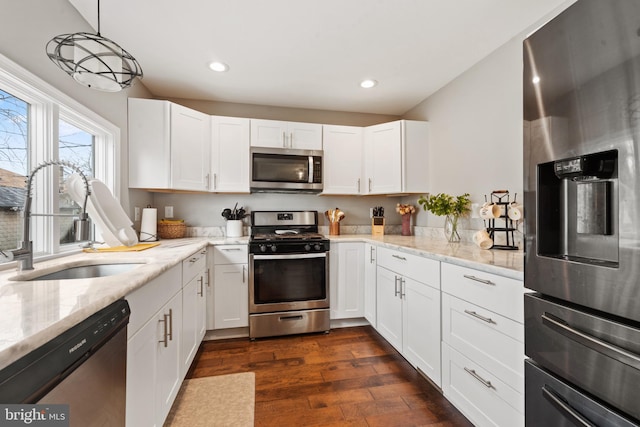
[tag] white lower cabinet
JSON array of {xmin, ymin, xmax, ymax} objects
[
  {"xmin": 330, "ymin": 242, "xmax": 365, "ymax": 319},
  {"xmin": 180, "ymin": 250, "xmax": 207, "ymax": 378},
  {"xmin": 213, "ymin": 245, "xmax": 249, "ymax": 329},
  {"xmin": 363, "ymin": 243, "xmax": 377, "ymax": 327},
  {"xmin": 375, "ymin": 246, "xmax": 441, "ymax": 387},
  {"xmin": 126, "ymin": 265, "xmax": 183, "ymax": 427},
  {"xmin": 440, "ymin": 262, "xmax": 525, "ymax": 427}
]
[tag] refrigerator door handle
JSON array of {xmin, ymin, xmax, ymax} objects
[
  {"xmin": 542, "ymin": 312, "xmax": 640, "ymax": 370},
  {"xmin": 541, "ymin": 385, "xmax": 596, "ymax": 427}
]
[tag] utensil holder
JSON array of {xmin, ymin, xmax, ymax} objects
[
  {"xmin": 329, "ymin": 222, "xmax": 340, "ymax": 235},
  {"xmin": 226, "ymin": 220, "xmax": 243, "ymax": 237}
]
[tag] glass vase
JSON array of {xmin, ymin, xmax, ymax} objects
[
  {"xmin": 444, "ymin": 214, "xmax": 460, "ymax": 242},
  {"xmin": 401, "ymin": 214, "xmax": 412, "ymax": 236}
]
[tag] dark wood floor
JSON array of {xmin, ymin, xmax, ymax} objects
[{"xmin": 188, "ymin": 326, "xmax": 472, "ymax": 426}]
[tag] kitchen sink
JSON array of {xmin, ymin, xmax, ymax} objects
[{"xmin": 11, "ymin": 262, "xmax": 145, "ymax": 281}]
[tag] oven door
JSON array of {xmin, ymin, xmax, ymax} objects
[{"xmin": 249, "ymin": 252, "xmax": 329, "ymax": 313}]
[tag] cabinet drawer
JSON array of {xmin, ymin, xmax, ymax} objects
[
  {"xmin": 441, "ymin": 263, "xmax": 524, "ymax": 321},
  {"xmin": 126, "ymin": 264, "xmax": 181, "ymax": 339},
  {"xmin": 182, "ymin": 249, "xmax": 207, "ymax": 284},
  {"xmin": 377, "ymin": 246, "xmax": 439, "ymax": 288},
  {"xmin": 442, "ymin": 344, "xmax": 523, "ymax": 427},
  {"xmin": 213, "ymin": 244, "xmax": 248, "ymax": 264},
  {"xmin": 442, "ymin": 293, "xmax": 524, "ymax": 392}
]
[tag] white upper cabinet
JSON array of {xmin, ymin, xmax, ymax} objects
[
  {"xmin": 128, "ymin": 98, "xmax": 211, "ymax": 191},
  {"xmin": 250, "ymin": 119, "xmax": 322, "ymax": 150},
  {"xmin": 211, "ymin": 116, "xmax": 250, "ymax": 193},
  {"xmin": 322, "ymin": 125, "xmax": 364, "ymax": 195},
  {"xmin": 363, "ymin": 120, "xmax": 429, "ymax": 195}
]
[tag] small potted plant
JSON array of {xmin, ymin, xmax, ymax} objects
[
  {"xmin": 221, "ymin": 203, "xmax": 248, "ymax": 237},
  {"xmin": 417, "ymin": 193, "xmax": 470, "ymax": 242}
]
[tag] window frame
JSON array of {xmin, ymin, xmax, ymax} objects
[{"xmin": 0, "ymin": 52, "xmax": 120, "ymax": 262}]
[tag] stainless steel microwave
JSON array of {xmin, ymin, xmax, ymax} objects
[{"xmin": 250, "ymin": 147, "xmax": 323, "ymax": 193}]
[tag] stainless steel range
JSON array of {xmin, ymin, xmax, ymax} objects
[{"xmin": 248, "ymin": 210, "xmax": 330, "ymax": 339}]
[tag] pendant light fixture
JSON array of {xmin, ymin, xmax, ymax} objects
[{"xmin": 46, "ymin": 0, "xmax": 143, "ymax": 92}]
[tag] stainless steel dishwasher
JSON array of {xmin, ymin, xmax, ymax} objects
[{"xmin": 0, "ymin": 299, "xmax": 130, "ymax": 426}]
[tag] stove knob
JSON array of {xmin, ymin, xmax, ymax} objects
[
  {"xmin": 270, "ymin": 245, "xmax": 277, "ymax": 253},
  {"xmin": 314, "ymin": 243, "xmax": 322, "ymax": 251},
  {"xmin": 304, "ymin": 244, "xmax": 311, "ymax": 251},
  {"xmin": 259, "ymin": 244, "xmax": 267, "ymax": 253}
]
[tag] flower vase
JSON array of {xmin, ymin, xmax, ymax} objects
[
  {"xmin": 401, "ymin": 214, "xmax": 412, "ymax": 236},
  {"xmin": 444, "ymin": 214, "xmax": 460, "ymax": 242}
]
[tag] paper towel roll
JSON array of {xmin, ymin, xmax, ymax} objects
[{"xmin": 140, "ymin": 208, "xmax": 158, "ymax": 242}]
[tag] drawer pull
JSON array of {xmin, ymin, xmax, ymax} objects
[
  {"xmin": 464, "ymin": 309, "xmax": 496, "ymax": 324},
  {"xmin": 369, "ymin": 246, "xmax": 375, "ymax": 263},
  {"xmin": 392, "ymin": 254, "xmax": 407, "ymax": 261},
  {"xmin": 394, "ymin": 276, "xmax": 400, "ymax": 297},
  {"xmin": 463, "ymin": 274, "xmax": 495, "ymax": 286},
  {"xmin": 279, "ymin": 315, "xmax": 303, "ymax": 321},
  {"xmin": 542, "ymin": 385, "xmax": 596, "ymax": 427},
  {"xmin": 222, "ymin": 248, "xmax": 242, "ymax": 252},
  {"xmin": 189, "ymin": 257, "xmax": 198, "ymax": 263},
  {"xmin": 463, "ymin": 367, "xmax": 495, "ymax": 389},
  {"xmin": 197, "ymin": 276, "xmax": 204, "ymax": 296},
  {"xmin": 542, "ymin": 312, "xmax": 640, "ymax": 370}
]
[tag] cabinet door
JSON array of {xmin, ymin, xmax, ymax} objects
[
  {"xmin": 330, "ymin": 242, "xmax": 364, "ymax": 319},
  {"xmin": 363, "ymin": 244, "xmax": 377, "ymax": 327},
  {"xmin": 126, "ymin": 312, "xmax": 158, "ymax": 427},
  {"xmin": 181, "ymin": 271, "xmax": 206, "ymax": 377},
  {"xmin": 364, "ymin": 121, "xmax": 401, "ymax": 194},
  {"xmin": 403, "ymin": 278, "xmax": 441, "ymax": 387},
  {"xmin": 211, "ymin": 116, "xmax": 250, "ymax": 192},
  {"xmin": 170, "ymin": 104, "xmax": 211, "ymax": 191},
  {"xmin": 322, "ymin": 125, "xmax": 363, "ymax": 194},
  {"xmin": 376, "ymin": 266, "xmax": 403, "ymax": 352},
  {"xmin": 128, "ymin": 98, "xmax": 171, "ymax": 189},
  {"xmin": 156, "ymin": 291, "xmax": 183, "ymax": 425},
  {"xmin": 214, "ymin": 264, "xmax": 249, "ymax": 329},
  {"xmin": 250, "ymin": 119, "xmax": 288, "ymax": 148},
  {"xmin": 288, "ymin": 122, "xmax": 322, "ymax": 150}
]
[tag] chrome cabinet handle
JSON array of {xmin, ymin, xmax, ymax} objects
[
  {"xmin": 394, "ymin": 276, "xmax": 399, "ymax": 297},
  {"xmin": 542, "ymin": 385, "xmax": 596, "ymax": 427},
  {"xmin": 222, "ymin": 248, "xmax": 242, "ymax": 252},
  {"xmin": 167, "ymin": 308, "xmax": 173, "ymax": 341},
  {"xmin": 369, "ymin": 246, "xmax": 375, "ymax": 263},
  {"xmin": 213, "ymin": 173, "xmax": 217, "ymax": 190},
  {"xmin": 464, "ymin": 309, "xmax": 496, "ymax": 324},
  {"xmin": 159, "ymin": 312, "xmax": 169, "ymax": 347},
  {"xmin": 205, "ymin": 173, "xmax": 210, "ymax": 190},
  {"xmin": 542, "ymin": 312, "xmax": 640, "ymax": 370},
  {"xmin": 464, "ymin": 367, "xmax": 495, "ymax": 389},
  {"xmin": 290, "ymin": 132, "xmax": 294, "ymax": 148},
  {"xmin": 392, "ymin": 254, "xmax": 407, "ymax": 261},
  {"xmin": 400, "ymin": 277, "xmax": 406, "ymax": 298},
  {"xmin": 357, "ymin": 178, "xmax": 361, "ymax": 193},
  {"xmin": 463, "ymin": 274, "xmax": 495, "ymax": 286},
  {"xmin": 205, "ymin": 268, "xmax": 211, "ymax": 287},
  {"xmin": 368, "ymin": 178, "xmax": 372, "ymax": 192},
  {"xmin": 197, "ymin": 276, "xmax": 204, "ymax": 296},
  {"xmin": 189, "ymin": 257, "xmax": 197, "ymax": 263},
  {"xmin": 242, "ymin": 265, "xmax": 246, "ymax": 283},
  {"xmin": 200, "ymin": 249, "xmax": 207, "ymax": 255},
  {"xmin": 282, "ymin": 131, "xmax": 286, "ymax": 147}
]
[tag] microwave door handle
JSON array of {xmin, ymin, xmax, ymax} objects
[{"xmin": 308, "ymin": 156, "xmax": 314, "ymax": 183}]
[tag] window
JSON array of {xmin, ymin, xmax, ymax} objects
[{"xmin": 0, "ymin": 53, "xmax": 120, "ymax": 259}]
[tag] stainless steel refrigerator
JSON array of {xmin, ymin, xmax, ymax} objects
[{"xmin": 524, "ymin": 0, "xmax": 640, "ymax": 425}]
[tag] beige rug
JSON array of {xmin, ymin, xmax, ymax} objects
[{"xmin": 164, "ymin": 372, "xmax": 255, "ymax": 427}]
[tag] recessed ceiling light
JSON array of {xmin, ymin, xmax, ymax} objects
[
  {"xmin": 532, "ymin": 75, "xmax": 541, "ymax": 84},
  {"xmin": 209, "ymin": 61, "xmax": 229, "ymax": 72},
  {"xmin": 360, "ymin": 79, "xmax": 378, "ymax": 89}
]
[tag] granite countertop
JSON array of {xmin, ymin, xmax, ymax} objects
[
  {"xmin": 0, "ymin": 233, "xmax": 521, "ymax": 371},
  {"xmin": 328, "ymin": 234, "xmax": 524, "ymax": 280}
]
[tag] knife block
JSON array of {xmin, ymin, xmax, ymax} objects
[{"xmin": 371, "ymin": 217, "xmax": 385, "ymax": 236}]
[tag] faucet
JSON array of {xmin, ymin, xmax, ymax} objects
[{"xmin": 8, "ymin": 160, "xmax": 91, "ymax": 271}]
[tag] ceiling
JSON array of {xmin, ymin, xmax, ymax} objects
[{"xmin": 69, "ymin": 0, "xmax": 572, "ymax": 115}]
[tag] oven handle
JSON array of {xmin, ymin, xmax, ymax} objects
[
  {"xmin": 252, "ymin": 252, "xmax": 327, "ymax": 260},
  {"xmin": 542, "ymin": 312, "xmax": 640, "ymax": 370}
]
